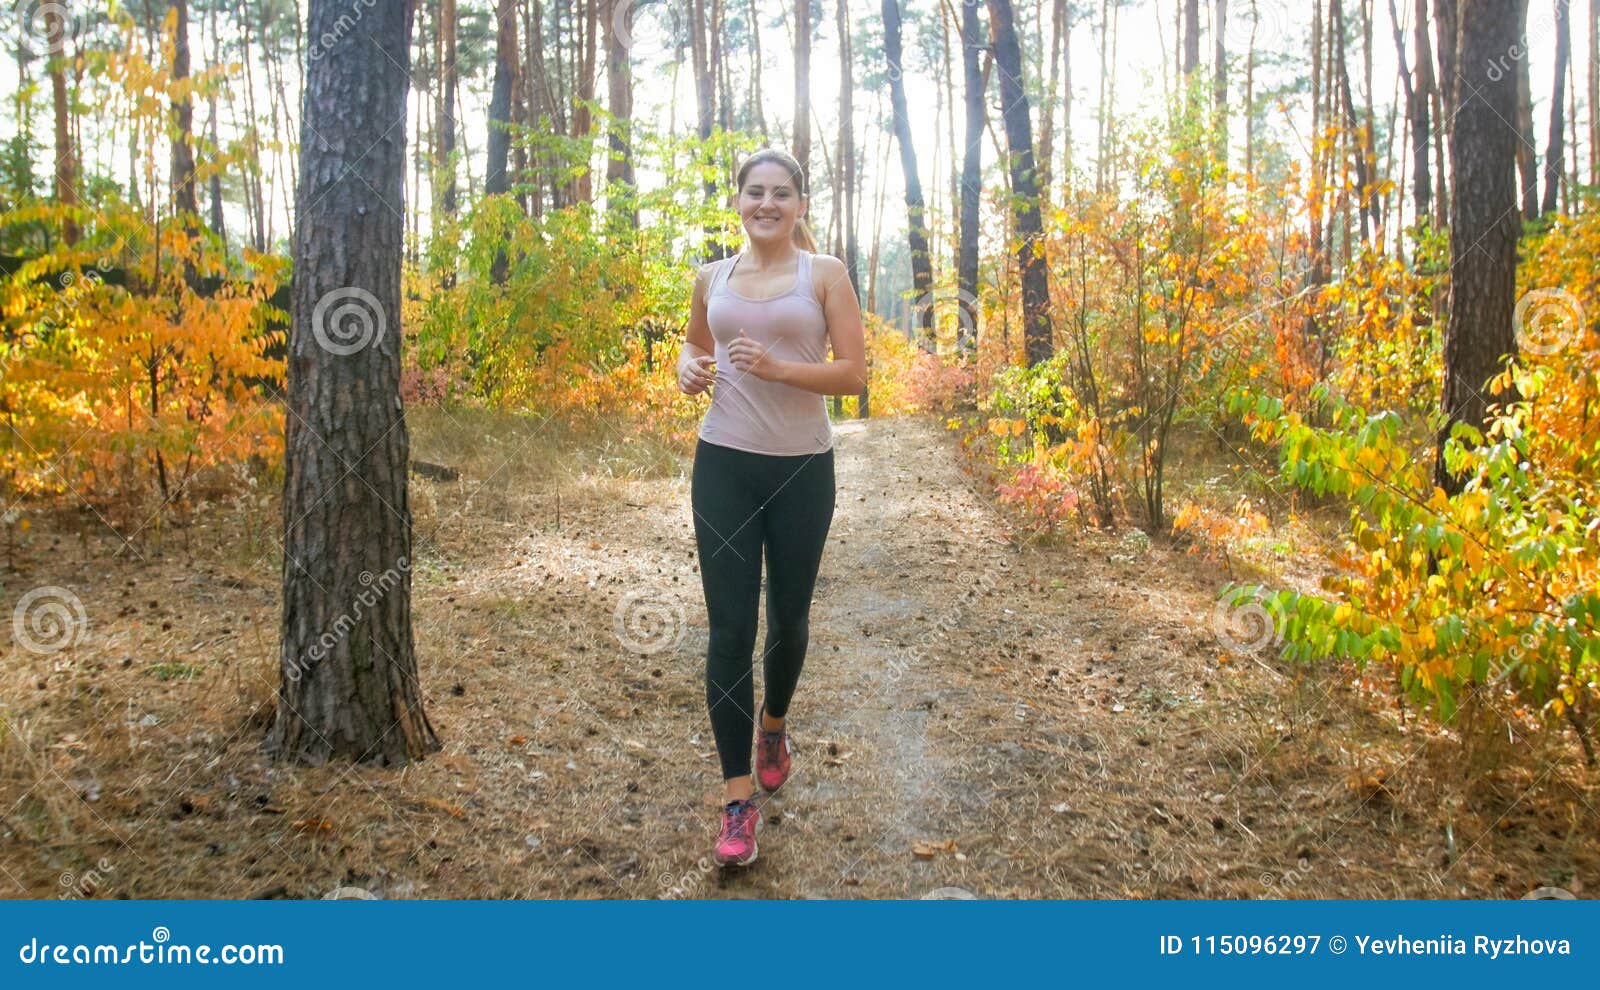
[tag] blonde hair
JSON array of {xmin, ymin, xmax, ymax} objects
[{"xmin": 735, "ymin": 148, "xmax": 818, "ymax": 253}]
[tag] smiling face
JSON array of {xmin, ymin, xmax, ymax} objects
[{"xmin": 737, "ymin": 160, "xmax": 806, "ymax": 246}]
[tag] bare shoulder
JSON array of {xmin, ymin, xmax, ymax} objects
[{"xmin": 810, "ymin": 252, "xmax": 849, "ymax": 302}]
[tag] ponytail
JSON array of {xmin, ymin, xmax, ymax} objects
[{"xmin": 792, "ymin": 218, "xmax": 818, "ymax": 252}]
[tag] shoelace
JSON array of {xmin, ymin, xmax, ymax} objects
[
  {"xmin": 723, "ymin": 801, "xmax": 754, "ymax": 840},
  {"xmin": 760, "ymin": 725, "xmax": 785, "ymax": 761}
]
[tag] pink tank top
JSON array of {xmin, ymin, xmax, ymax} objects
[{"xmin": 698, "ymin": 249, "xmax": 835, "ymax": 456}]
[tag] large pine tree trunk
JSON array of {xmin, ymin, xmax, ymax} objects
[
  {"xmin": 988, "ymin": 0, "xmax": 1052, "ymax": 366},
  {"xmin": 1435, "ymin": 0, "xmax": 1524, "ymax": 494},
  {"xmin": 270, "ymin": 0, "xmax": 439, "ymax": 768},
  {"xmin": 883, "ymin": 0, "xmax": 934, "ymax": 352},
  {"xmin": 1541, "ymin": 0, "xmax": 1571, "ymax": 216}
]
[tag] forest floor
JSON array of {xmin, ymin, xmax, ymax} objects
[{"xmin": 1, "ymin": 411, "xmax": 1596, "ymax": 899}]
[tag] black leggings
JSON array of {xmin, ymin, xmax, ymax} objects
[{"xmin": 691, "ymin": 437, "xmax": 836, "ymax": 780}]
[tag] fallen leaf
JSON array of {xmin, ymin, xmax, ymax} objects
[
  {"xmin": 424, "ymin": 797, "xmax": 467, "ymax": 820},
  {"xmin": 912, "ymin": 838, "xmax": 959, "ymax": 858},
  {"xmin": 291, "ymin": 817, "xmax": 333, "ymax": 833},
  {"xmin": 509, "ymin": 735, "xmax": 527, "ymax": 745}
]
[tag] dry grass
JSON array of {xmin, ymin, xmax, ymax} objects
[{"xmin": 0, "ymin": 410, "xmax": 1595, "ymax": 899}]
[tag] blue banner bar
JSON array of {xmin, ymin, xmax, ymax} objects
[{"xmin": 4, "ymin": 899, "xmax": 1589, "ymax": 986}]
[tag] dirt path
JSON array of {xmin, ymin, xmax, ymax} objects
[{"xmin": 3, "ymin": 413, "xmax": 1595, "ymax": 899}]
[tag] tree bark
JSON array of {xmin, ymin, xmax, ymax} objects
[
  {"xmin": 988, "ymin": 0, "xmax": 1052, "ymax": 366},
  {"xmin": 1435, "ymin": 0, "xmax": 1524, "ymax": 494},
  {"xmin": 271, "ymin": 0, "xmax": 439, "ymax": 767}
]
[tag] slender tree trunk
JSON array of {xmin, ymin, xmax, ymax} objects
[
  {"xmin": 574, "ymin": 0, "xmax": 597, "ymax": 204},
  {"xmin": 437, "ymin": 0, "xmax": 459, "ymax": 221},
  {"xmin": 1095, "ymin": 0, "xmax": 1109, "ymax": 191},
  {"xmin": 48, "ymin": 2, "xmax": 78, "ymax": 245},
  {"xmin": 750, "ymin": 0, "xmax": 767, "ymax": 139},
  {"xmin": 838, "ymin": 0, "xmax": 866, "ymax": 414},
  {"xmin": 1514, "ymin": 22, "xmax": 1538, "ymax": 219},
  {"xmin": 1433, "ymin": 0, "xmax": 1455, "ymax": 227},
  {"xmin": 1245, "ymin": 0, "xmax": 1257, "ymax": 176},
  {"xmin": 1333, "ymin": 0, "xmax": 1374, "ymax": 243},
  {"xmin": 206, "ymin": 2, "xmax": 226, "ymax": 247},
  {"xmin": 272, "ymin": 0, "xmax": 439, "ymax": 767},
  {"xmin": 1590, "ymin": 0, "xmax": 1598, "ymax": 190},
  {"xmin": 958, "ymin": 0, "xmax": 984, "ymax": 358},
  {"xmin": 604, "ymin": 0, "xmax": 637, "ymax": 230},
  {"xmin": 1213, "ymin": 0, "xmax": 1228, "ymax": 164},
  {"xmin": 487, "ymin": 0, "xmax": 518, "ymax": 283},
  {"xmin": 794, "ymin": 0, "xmax": 813, "ymax": 177},
  {"xmin": 988, "ymin": 0, "xmax": 1052, "ymax": 366},
  {"xmin": 883, "ymin": 0, "xmax": 935, "ymax": 351},
  {"xmin": 1541, "ymin": 0, "xmax": 1571, "ymax": 216},
  {"xmin": 1435, "ymin": 0, "xmax": 1524, "ymax": 494}
]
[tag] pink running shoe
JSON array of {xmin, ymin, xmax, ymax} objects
[
  {"xmin": 755, "ymin": 703, "xmax": 792, "ymax": 793},
  {"xmin": 713, "ymin": 798, "xmax": 762, "ymax": 866}
]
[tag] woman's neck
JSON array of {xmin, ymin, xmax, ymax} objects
[{"xmin": 742, "ymin": 239, "xmax": 799, "ymax": 269}]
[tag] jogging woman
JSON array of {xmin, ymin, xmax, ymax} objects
[{"xmin": 676, "ymin": 148, "xmax": 868, "ymax": 867}]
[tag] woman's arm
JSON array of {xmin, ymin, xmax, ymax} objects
[
  {"xmin": 765, "ymin": 255, "xmax": 868, "ymax": 397},
  {"xmin": 678, "ymin": 264, "xmax": 717, "ymax": 395}
]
